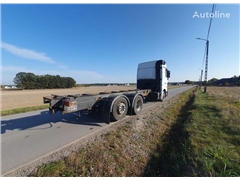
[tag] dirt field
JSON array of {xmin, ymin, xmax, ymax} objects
[{"xmin": 0, "ymin": 86, "xmax": 136, "ymax": 111}]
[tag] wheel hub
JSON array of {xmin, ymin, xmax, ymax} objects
[{"xmin": 117, "ymin": 102, "xmax": 126, "ymax": 115}]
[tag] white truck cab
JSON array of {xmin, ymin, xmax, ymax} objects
[{"xmin": 137, "ymin": 60, "xmax": 170, "ymax": 101}]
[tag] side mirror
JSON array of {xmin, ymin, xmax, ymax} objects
[{"xmin": 167, "ymin": 69, "xmax": 170, "ymax": 79}]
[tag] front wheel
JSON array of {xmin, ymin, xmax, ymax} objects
[
  {"xmin": 132, "ymin": 95, "xmax": 143, "ymax": 115},
  {"xmin": 111, "ymin": 97, "xmax": 129, "ymax": 121},
  {"xmin": 163, "ymin": 90, "xmax": 167, "ymax": 99}
]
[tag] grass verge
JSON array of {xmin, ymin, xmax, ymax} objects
[
  {"xmin": 1, "ymin": 105, "xmax": 49, "ymax": 116},
  {"xmin": 145, "ymin": 86, "xmax": 240, "ymax": 176},
  {"xmin": 185, "ymin": 87, "xmax": 240, "ymax": 176}
]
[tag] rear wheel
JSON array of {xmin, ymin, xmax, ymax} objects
[
  {"xmin": 132, "ymin": 95, "xmax": 143, "ymax": 115},
  {"xmin": 111, "ymin": 97, "xmax": 128, "ymax": 121}
]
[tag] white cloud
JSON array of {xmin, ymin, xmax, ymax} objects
[
  {"xmin": 0, "ymin": 42, "xmax": 113, "ymax": 83},
  {"xmin": 71, "ymin": 70, "xmax": 104, "ymax": 78},
  {"xmin": 1, "ymin": 42, "xmax": 55, "ymax": 64},
  {"xmin": 1, "ymin": 65, "xmax": 27, "ymax": 72},
  {"xmin": 57, "ymin": 64, "xmax": 68, "ymax": 70},
  {"xmin": 1, "ymin": 65, "xmax": 109, "ymax": 84},
  {"xmin": 69, "ymin": 70, "xmax": 107, "ymax": 83},
  {"xmin": 1, "ymin": 66, "xmax": 28, "ymax": 85}
]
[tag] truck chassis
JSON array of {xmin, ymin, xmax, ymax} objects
[{"xmin": 43, "ymin": 89, "xmax": 152, "ymax": 124}]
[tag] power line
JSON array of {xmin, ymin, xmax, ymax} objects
[
  {"xmin": 201, "ymin": 4, "xmax": 216, "ymax": 70},
  {"xmin": 206, "ymin": 4, "xmax": 216, "ymax": 40}
]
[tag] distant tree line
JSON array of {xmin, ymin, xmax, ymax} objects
[
  {"xmin": 13, "ymin": 72, "xmax": 76, "ymax": 89},
  {"xmin": 184, "ymin": 75, "xmax": 240, "ymax": 87},
  {"xmin": 184, "ymin": 80, "xmax": 193, "ymax": 84}
]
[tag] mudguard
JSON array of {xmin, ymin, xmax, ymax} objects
[{"xmin": 101, "ymin": 94, "xmax": 130, "ymax": 124}]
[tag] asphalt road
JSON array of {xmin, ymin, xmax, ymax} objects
[{"xmin": 1, "ymin": 85, "xmax": 194, "ymax": 176}]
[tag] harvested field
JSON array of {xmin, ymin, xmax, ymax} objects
[
  {"xmin": 207, "ymin": 86, "xmax": 240, "ymax": 101},
  {"xmin": 0, "ymin": 86, "xmax": 136, "ymax": 111}
]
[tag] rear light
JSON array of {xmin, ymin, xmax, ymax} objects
[{"xmin": 64, "ymin": 100, "xmax": 72, "ymax": 107}]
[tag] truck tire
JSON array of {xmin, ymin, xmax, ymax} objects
[
  {"xmin": 111, "ymin": 97, "xmax": 129, "ymax": 121},
  {"xmin": 164, "ymin": 90, "xmax": 168, "ymax": 98},
  {"xmin": 161, "ymin": 90, "xmax": 167, "ymax": 100},
  {"xmin": 132, "ymin": 95, "xmax": 143, "ymax": 115}
]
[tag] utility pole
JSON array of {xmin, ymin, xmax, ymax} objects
[
  {"xmin": 204, "ymin": 40, "xmax": 209, "ymax": 93},
  {"xmin": 200, "ymin": 69, "xmax": 203, "ymax": 89},
  {"xmin": 196, "ymin": 38, "xmax": 209, "ymax": 93}
]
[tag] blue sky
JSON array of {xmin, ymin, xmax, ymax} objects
[{"xmin": 1, "ymin": 3, "xmax": 239, "ymax": 84}]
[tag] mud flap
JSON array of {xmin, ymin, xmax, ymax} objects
[
  {"xmin": 101, "ymin": 94, "xmax": 130, "ymax": 124},
  {"xmin": 49, "ymin": 107, "xmax": 55, "ymax": 114},
  {"xmin": 101, "ymin": 100, "xmax": 112, "ymax": 124}
]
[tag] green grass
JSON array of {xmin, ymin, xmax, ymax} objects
[
  {"xmin": 35, "ymin": 161, "xmax": 66, "ymax": 177},
  {"xmin": 149, "ymin": 87, "xmax": 240, "ymax": 176},
  {"xmin": 184, "ymin": 88, "xmax": 240, "ymax": 176},
  {"xmin": 1, "ymin": 105, "xmax": 49, "ymax": 116},
  {"xmin": 142, "ymin": 87, "xmax": 197, "ymax": 176}
]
